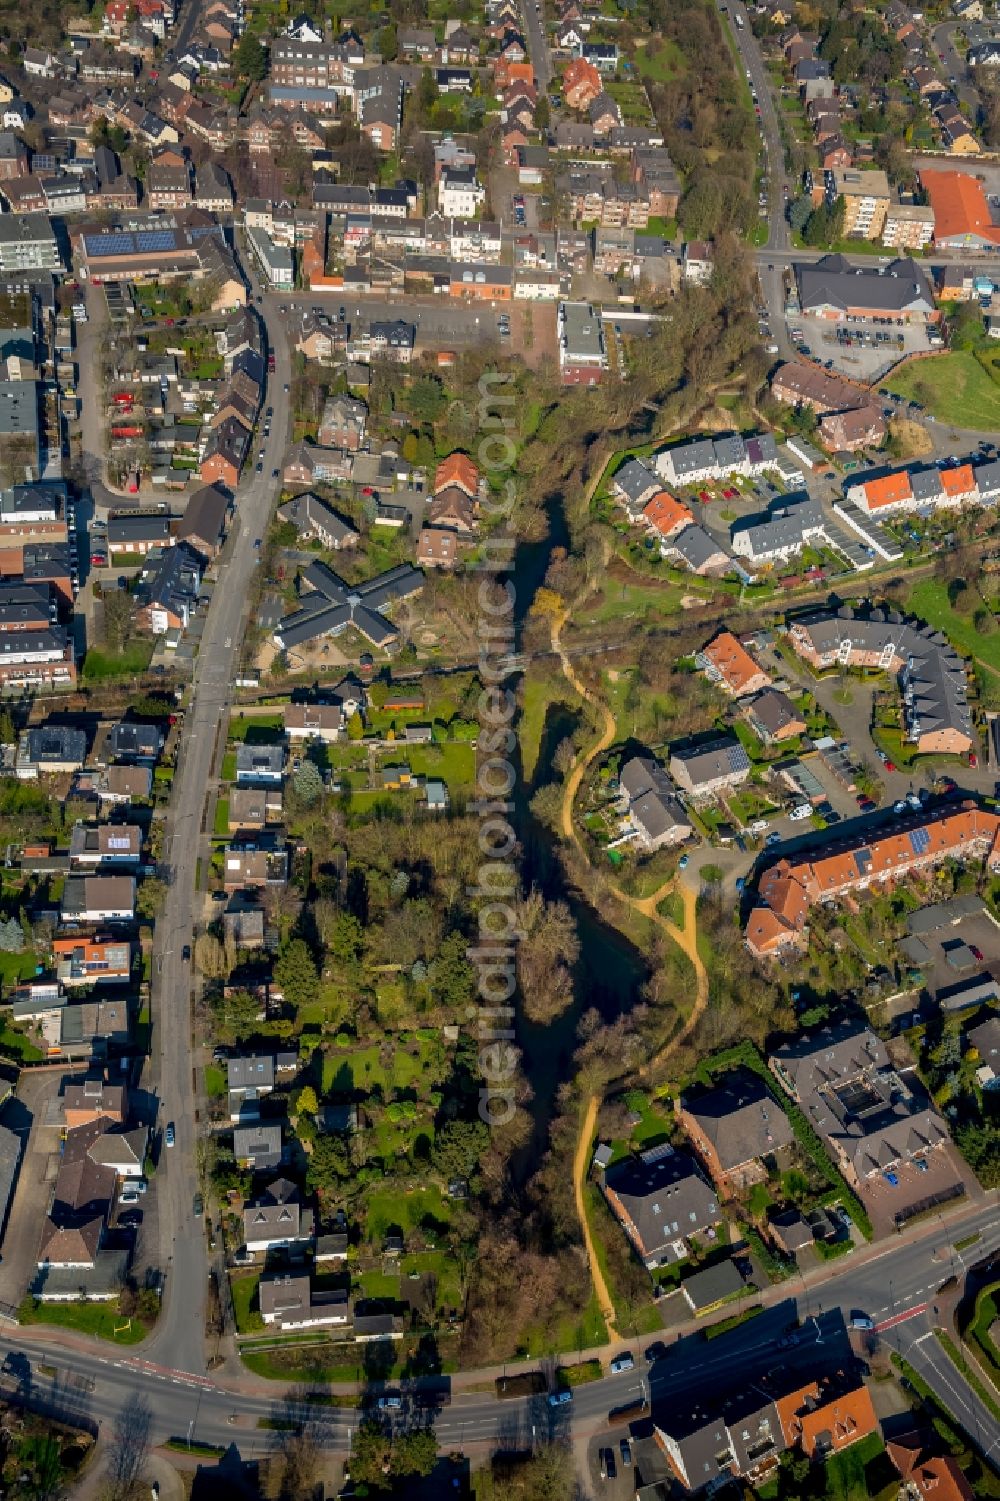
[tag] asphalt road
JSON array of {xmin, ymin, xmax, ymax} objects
[
  {"xmin": 0, "ymin": 1199, "xmax": 996, "ymax": 1462},
  {"xmin": 932, "ymin": 20, "xmax": 979, "ymax": 116},
  {"xmin": 521, "ymin": 0, "xmax": 552, "ymax": 89},
  {"xmin": 136, "ymin": 246, "xmax": 294, "ymax": 1376}
]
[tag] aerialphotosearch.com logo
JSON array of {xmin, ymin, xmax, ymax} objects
[{"xmin": 470, "ymin": 371, "xmax": 524, "ymax": 1128}]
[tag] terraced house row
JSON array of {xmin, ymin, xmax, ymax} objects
[{"xmin": 745, "ymin": 803, "xmax": 1000, "ymax": 959}]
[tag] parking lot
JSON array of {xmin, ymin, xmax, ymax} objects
[
  {"xmin": 856, "ymin": 1142, "xmax": 978, "ymax": 1239},
  {"xmin": 585, "ymin": 1430, "xmax": 637, "ymax": 1495},
  {"xmin": 789, "ymin": 313, "xmax": 936, "ymax": 382}
]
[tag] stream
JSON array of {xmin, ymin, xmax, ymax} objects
[{"xmin": 510, "ymin": 495, "xmax": 649, "ymax": 1157}]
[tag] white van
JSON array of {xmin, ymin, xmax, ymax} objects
[{"xmin": 789, "ymin": 803, "xmax": 813, "ymax": 821}]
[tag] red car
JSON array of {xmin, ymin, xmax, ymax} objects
[
  {"xmin": 884, "ymin": 760, "xmax": 896, "ymax": 773},
  {"xmin": 971, "ymin": 944, "xmax": 984, "ymax": 961},
  {"xmin": 698, "ymin": 490, "xmax": 712, "ymax": 503},
  {"xmin": 969, "ymin": 751, "xmax": 978, "ymax": 768}
]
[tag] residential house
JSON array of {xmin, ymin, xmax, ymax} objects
[
  {"xmin": 417, "ymin": 528, "xmax": 458, "ymax": 568},
  {"xmin": 223, "ymin": 842, "xmax": 289, "ymax": 894},
  {"xmin": 677, "ymin": 1068, "xmax": 794, "ymax": 1195},
  {"xmin": 69, "ymin": 823, "xmax": 142, "ymax": 869},
  {"xmin": 887, "ymin": 1438, "xmax": 975, "ymax": 1501},
  {"xmin": 562, "ymin": 56, "xmax": 603, "ymax": 110},
  {"xmin": 60, "ymin": 875, "xmax": 135, "ymax": 924},
  {"xmin": 63, "ymin": 1076, "xmax": 127, "ymax": 1130},
  {"xmin": 744, "ymin": 688, "xmax": 807, "ymax": 745},
  {"xmin": 600, "ymin": 1148, "xmax": 722, "ymax": 1269},
  {"xmin": 618, "ymin": 755, "xmax": 693, "ymax": 851},
  {"xmin": 227, "ymin": 786, "xmax": 282, "ymax": 832},
  {"xmin": 258, "ymin": 1273, "xmax": 349, "ymax": 1330},
  {"xmin": 317, "ymin": 394, "xmax": 367, "ymax": 450},
  {"xmin": 176, "ymin": 484, "xmax": 230, "ymax": 559},
  {"xmin": 233, "ymin": 1123, "xmax": 283, "ymax": 1169},
  {"xmin": 243, "ymin": 1177, "xmax": 312, "ymax": 1254},
  {"xmin": 668, "ymin": 736, "xmax": 751, "ymax": 801},
  {"xmin": 235, "ymin": 743, "xmax": 285, "ymax": 785},
  {"xmin": 771, "ymin": 1377, "xmax": 880, "ymax": 1461},
  {"xmin": 278, "ymin": 492, "xmax": 358, "ymax": 551},
  {"xmin": 696, "ymin": 631, "xmax": 772, "ymax": 699},
  {"xmin": 52, "ymin": 937, "xmax": 131, "ymax": 987},
  {"xmin": 280, "ymin": 701, "xmax": 342, "ymax": 745}
]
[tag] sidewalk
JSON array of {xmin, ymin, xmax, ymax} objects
[{"xmin": 8, "ymin": 1189, "xmax": 996, "ymax": 1403}]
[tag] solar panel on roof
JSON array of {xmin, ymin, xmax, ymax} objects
[
  {"xmin": 136, "ymin": 230, "xmax": 177, "ymax": 253},
  {"xmin": 909, "ymin": 827, "xmax": 931, "ymax": 855}
]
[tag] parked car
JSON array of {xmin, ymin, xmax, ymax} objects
[
  {"xmin": 548, "ymin": 1390, "xmax": 572, "ymax": 1408},
  {"xmin": 789, "ymin": 803, "xmax": 812, "ymax": 821},
  {"xmin": 850, "ymin": 1312, "xmax": 874, "ymax": 1330},
  {"xmin": 165, "ymin": 1122, "xmax": 175, "ymax": 1148},
  {"xmin": 193, "ymin": 1193, "xmax": 204, "ymax": 1217},
  {"xmin": 609, "ymin": 1353, "xmax": 635, "ymax": 1375}
]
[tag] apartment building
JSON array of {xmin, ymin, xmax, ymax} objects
[
  {"xmin": 828, "ymin": 167, "xmax": 890, "ymax": 240},
  {"xmin": 883, "ymin": 201, "xmax": 936, "ymax": 251}
]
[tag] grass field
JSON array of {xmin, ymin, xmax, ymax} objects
[
  {"xmin": 885, "ymin": 351, "xmax": 1000, "ymax": 430},
  {"xmin": 82, "ymin": 640, "xmax": 155, "ymax": 681},
  {"xmin": 230, "ymin": 1272, "xmax": 264, "ymax": 1333},
  {"xmin": 17, "ymin": 1298, "xmax": 147, "ymax": 1344},
  {"xmin": 908, "ymin": 578, "xmax": 1000, "ymax": 677},
  {"xmin": 633, "ymin": 38, "xmax": 686, "ymax": 81}
]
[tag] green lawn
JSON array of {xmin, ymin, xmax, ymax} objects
[
  {"xmin": 885, "ymin": 350, "xmax": 1000, "ymax": 431},
  {"xmin": 230, "ymin": 1272, "xmax": 264, "ymax": 1333},
  {"xmin": 228, "ymin": 714, "xmax": 284, "ymax": 742},
  {"xmin": 212, "ymin": 797, "xmax": 229, "ymax": 839},
  {"xmin": 17, "ymin": 1298, "xmax": 147, "ymax": 1343},
  {"xmin": 818, "ymin": 1433, "xmax": 892, "ymax": 1501},
  {"xmin": 634, "ymin": 38, "xmax": 686, "ymax": 81},
  {"xmin": 0, "ymin": 950, "xmax": 41, "ymax": 984},
  {"xmin": 365, "ymin": 1185, "xmax": 452, "ymax": 1241},
  {"xmin": 82, "ymin": 640, "xmax": 155, "ymax": 681},
  {"xmin": 0, "ymin": 1024, "xmax": 42, "ymax": 1063},
  {"xmin": 205, "ymin": 1064, "xmax": 226, "ymax": 1098},
  {"xmin": 908, "ymin": 578, "xmax": 1000, "ymax": 677}
]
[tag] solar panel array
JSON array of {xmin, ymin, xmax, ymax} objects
[
  {"xmin": 136, "ymin": 229, "xmax": 177, "ymax": 253},
  {"xmin": 909, "ymin": 826, "xmax": 931, "ymax": 856},
  {"xmin": 727, "ymin": 743, "xmax": 751, "ymax": 774},
  {"xmin": 85, "ymin": 229, "xmax": 182, "ymax": 257}
]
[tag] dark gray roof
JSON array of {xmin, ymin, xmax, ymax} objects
[
  {"xmin": 670, "ymin": 735, "xmax": 750, "ymax": 786},
  {"xmin": 0, "ymin": 1120, "xmax": 22, "ymax": 1236},
  {"xmin": 681, "ymin": 1068, "xmax": 794, "ymax": 1171},
  {"xmin": 680, "ymin": 1255, "xmax": 745, "ymax": 1311},
  {"xmin": 796, "ymin": 254, "xmax": 934, "ymax": 315},
  {"xmin": 790, "ymin": 607, "xmax": 973, "ymax": 747},
  {"xmin": 969, "ymin": 1015, "xmax": 1000, "ymax": 1063},
  {"xmin": 747, "ymin": 688, "xmax": 804, "ymax": 738},
  {"xmin": 26, "ymin": 724, "xmax": 86, "ymax": 764},
  {"xmin": 612, "ymin": 458, "xmax": 660, "ymax": 507},
  {"xmin": 771, "ymin": 1022, "xmax": 889, "ymax": 1099},
  {"xmin": 602, "ymin": 1149, "xmax": 721, "ymax": 1259},
  {"xmin": 107, "ymin": 513, "xmax": 174, "ymax": 547},
  {"xmin": 274, "ymin": 560, "xmax": 423, "ymax": 651},
  {"xmin": 672, "ymin": 524, "xmax": 728, "ymax": 571}
]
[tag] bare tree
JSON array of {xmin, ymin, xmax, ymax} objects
[{"xmin": 104, "ymin": 1394, "xmax": 152, "ymax": 1501}]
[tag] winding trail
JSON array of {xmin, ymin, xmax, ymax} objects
[
  {"xmin": 572, "ymin": 1093, "xmax": 619, "ymax": 1340},
  {"xmin": 551, "ymin": 607, "xmax": 711, "ymax": 1337}
]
